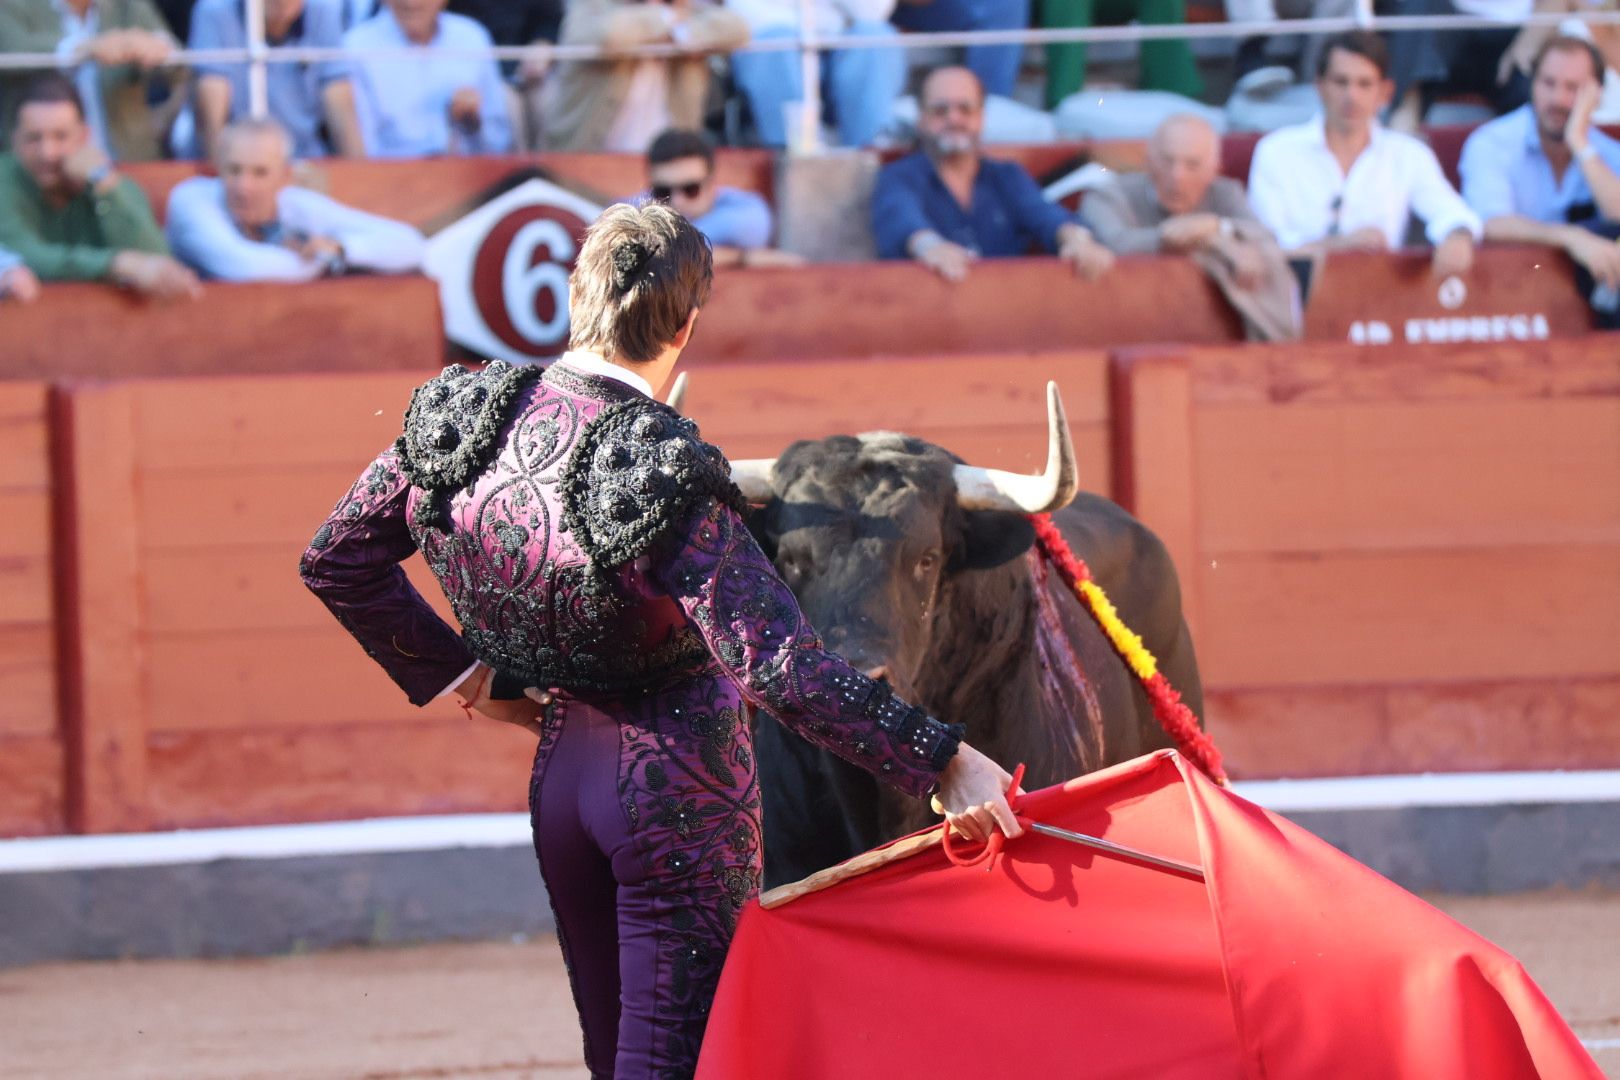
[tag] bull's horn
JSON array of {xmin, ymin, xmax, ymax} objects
[
  {"xmin": 729, "ymin": 458, "xmax": 777, "ymax": 502},
  {"xmin": 952, "ymin": 381, "xmax": 1079, "ymax": 514},
  {"xmin": 664, "ymin": 372, "xmax": 689, "ymax": 414}
]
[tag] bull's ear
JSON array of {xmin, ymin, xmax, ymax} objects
[
  {"xmin": 952, "ymin": 511, "xmax": 1036, "ymax": 571},
  {"xmin": 745, "ymin": 501, "xmax": 780, "ymax": 560}
]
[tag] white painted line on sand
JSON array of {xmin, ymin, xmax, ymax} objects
[{"xmin": 2, "ymin": 770, "xmax": 1616, "ymax": 875}]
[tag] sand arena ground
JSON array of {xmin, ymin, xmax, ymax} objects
[{"xmin": 0, "ymin": 888, "xmax": 1615, "ymax": 1080}]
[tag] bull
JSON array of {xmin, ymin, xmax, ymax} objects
[{"xmin": 724, "ymin": 385, "xmax": 1205, "ymax": 887}]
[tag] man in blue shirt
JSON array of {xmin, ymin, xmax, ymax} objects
[
  {"xmin": 342, "ymin": 0, "xmax": 513, "ymax": 157},
  {"xmin": 189, "ymin": 0, "xmax": 365, "ymax": 160},
  {"xmin": 644, "ymin": 128, "xmax": 802, "ymax": 268},
  {"xmin": 871, "ymin": 66, "xmax": 1113, "ymax": 283},
  {"xmin": 1460, "ymin": 34, "xmax": 1620, "ymax": 289}
]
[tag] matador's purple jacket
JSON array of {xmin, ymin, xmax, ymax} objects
[{"xmin": 299, "ymin": 360, "xmax": 962, "ymax": 1076}]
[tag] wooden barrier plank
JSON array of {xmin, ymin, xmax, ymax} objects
[
  {"xmin": 143, "ymin": 548, "xmax": 455, "ymax": 635},
  {"xmin": 0, "ymin": 556, "xmax": 52, "ymax": 624},
  {"xmin": 1110, "ymin": 350, "xmax": 1203, "ymax": 636},
  {"xmin": 57, "ymin": 384, "xmax": 150, "ymax": 833},
  {"xmin": 0, "ymin": 624, "xmax": 57, "ymax": 737},
  {"xmin": 1194, "ymin": 399, "xmax": 1620, "ymax": 553},
  {"xmin": 1207, "ymin": 676, "xmax": 1620, "ymax": 778},
  {"xmin": 684, "ymin": 352, "xmax": 1110, "ymax": 433},
  {"xmin": 145, "ymin": 630, "xmax": 466, "ymax": 733},
  {"xmin": 0, "ymin": 382, "xmax": 50, "ymax": 489},
  {"xmin": 132, "ymin": 372, "xmax": 420, "ymax": 471},
  {"xmin": 139, "ymin": 465, "xmax": 379, "ymax": 552},
  {"xmin": 0, "ymin": 490, "xmax": 49, "ymax": 559},
  {"xmin": 142, "ymin": 722, "xmax": 534, "ymax": 830},
  {"xmin": 1197, "ymin": 545, "xmax": 1620, "ymax": 688},
  {"xmin": 687, "ymin": 258, "xmax": 1243, "ymax": 363},
  {"xmin": 1189, "ymin": 335, "xmax": 1620, "ymax": 406},
  {"xmin": 0, "ymin": 735, "xmax": 66, "ymax": 837},
  {"xmin": 1, "ymin": 277, "xmax": 447, "ymax": 380},
  {"xmin": 1302, "ymin": 248, "xmax": 1591, "ymax": 344}
]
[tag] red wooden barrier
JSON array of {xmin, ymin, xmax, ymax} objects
[
  {"xmin": 0, "ymin": 383, "xmax": 62, "ymax": 836},
  {"xmin": 1113, "ymin": 337, "xmax": 1620, "ymax": 779},
  {"xmin": 0, "ymin": 276, "xmax": 446, "ymax": 380}
]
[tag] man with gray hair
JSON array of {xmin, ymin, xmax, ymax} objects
[
  {"xmin": 1084, "ymin": 113, "xmax": 1300, "ymax": 341},
  {"xmin": 166, "ymin": 117, "xmax": 424, "ymax": 281}
]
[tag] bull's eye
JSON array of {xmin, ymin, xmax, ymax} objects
[{"xmin": 915, "ymin": 550, "xmax": 941, "ymax": 576}]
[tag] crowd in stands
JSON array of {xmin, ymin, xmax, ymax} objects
[{"xmin": 2, "ymin": 1, "xmax": 1619, "ymax": 338}]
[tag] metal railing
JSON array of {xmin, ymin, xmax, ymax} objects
[{"xmin": 3, "ymin": 3, "xmax": 1616, "ymax": 154}]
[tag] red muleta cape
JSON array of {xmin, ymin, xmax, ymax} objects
[{"xmin": 697, "ymin": 751, "xmax": 1600, "ymax": 1079}]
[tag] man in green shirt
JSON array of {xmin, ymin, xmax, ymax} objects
[{"xmin": 0, "ymin": 72, "xmax": 198, "ymax": 298}]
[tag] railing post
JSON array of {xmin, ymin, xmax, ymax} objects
[
  {"xmin": 245, "ymin": 0, "xmax": 269, "ymax": 119},
  {"xmin": 795, "ymin": 0, "xmax": 824, "ymax": 154}
]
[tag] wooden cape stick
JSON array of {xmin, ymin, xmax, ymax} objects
[{"xmin": 760, "ymin": 826, "xmax": 947, "ymax": 909}]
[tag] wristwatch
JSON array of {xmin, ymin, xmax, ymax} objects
[{"xmin": 1576, "ymin": 143, "xmax": 1599, "ymax": 165}]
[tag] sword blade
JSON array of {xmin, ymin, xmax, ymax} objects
[{"xmin": 1026, "ymin": 820, "xmax": 1205, "ymax": 880}]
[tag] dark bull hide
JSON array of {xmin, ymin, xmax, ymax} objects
[{"xmin": 744, "ymin": 433, "xmax": 1205, "ymax": 888}]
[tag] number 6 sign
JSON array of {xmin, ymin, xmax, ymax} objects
[{"xmin": 424, "ymin": 175, "xmax": 605, "ymax": 362}]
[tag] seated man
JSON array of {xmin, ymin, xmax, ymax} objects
[
  {"xmin": 872, "ymin": 66, "xmax": 1113, "ymax": 283},
  {"xmin": 167, "ymin": 118, "xmax": 424, "ymax": 281},
  {"xmin": 0, "ymin": 74, "xmax": 198, "ymax": 299},
  {"xmin": 728, "ymin": 0, "xmax": 902, "ymax": 147},
  {"xmin": 189, "ymin": 0, "xmax": 365, "ymax": 159},
  {"xmin": 1085, "ymin": 114, "xmax": 1300, "ymax": 341},
  {"xmin": 643, "ymin": 128, "xmax": 801, "ymax": 267},
  {"xmin": 0, "ymin": 0, "xmax": 185, "ymax": 161},
  {"xmin": 1248, "ymin": 31, "xmax": 1480, "ymax": 279},
  {"xmin": 0, "ymin": 244, "xmax": 41, "ymax": 302},
  {"xmin": 537, "ymin": 0, "xmax": 746, "ymax": 152},
  {"xmin": 343, "ymin": 0, "xmax": 513, "ymax": 157},
  {"xmin": 1460, "ymin": 35, "xmax": 1620, "ymax": 289}
]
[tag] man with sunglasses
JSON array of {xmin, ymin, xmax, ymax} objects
[
  {"xmin": 872, "ymin": 66, "xmax": 1113, "ymax": 283},
  {"xmin": 644, "ymin": 127, "xmax": 803, "ymax": 267}
]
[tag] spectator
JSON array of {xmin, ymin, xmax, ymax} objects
[
  {"xmin": 167, "ymin": 118, "xmax": 424, "ymax": 281},
  {"xmin": 0, "ymin": 74, "xmax": 198, "ymax": 299},
  {"xmin": 1382, "ymin": 0, "xmax": 1531, "ymax": 130},
  {"xmin": 343, "ymin": 0, "xmax": 513, "ymax": 157},
  {"xmin": 892, "ymin": 0, "xmax": 1029, "ymax": 102},
  {"xmin": 189, "ymin": 0, "xmax": 364, "ymax": 160},
  {"xmin": 1086, "ymin": 115, "xmax": 1300, "ymax": 341},
  {"xmin": 1040, "ymin": 0, "xmax": 1203, "ymax": 108},
  {"xmin": 536, "ymin": 0, "xmax": 747, "ymax": 152},
  {"xmin": 449, "ymin": 0, "xmax": 566, "ymax": 148},
  {"xmin": 1459, "ymin": 35, "xmax": 1620, "ymax": 288},
  {"xmin": 0, "ymin": 0, "xmax": 186, "ymax": 162},
  {"xmin": 1248, "ymin": 31, "xmax": 1480, "ymax": 279},
  {"xmin": 0, "ymin": 245, "xmax": 42, "ymax": 302},
  {"xmin": 643, "ymin": 128, "xmax": 802, "ymax": 267},
  {"xmin": 871, "ymin": 66, "xmax": 1114, "ymax": 282},
  {"xmin": 729, "ymin": 0, "xmax": 902, "ymax": 147}
]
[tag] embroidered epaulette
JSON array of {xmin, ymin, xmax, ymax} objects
[
  {"xmin": 395, "ymin": 362, "xmax": 542, "ymax": 494},
  {"xmin": 559, "ymin": 398, "xmax": 747, "ymax": 569}
]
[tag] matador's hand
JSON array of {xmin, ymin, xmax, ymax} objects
[{"xmin": 453, "ymin": 663, "xmax": 544, "ymax": 737}]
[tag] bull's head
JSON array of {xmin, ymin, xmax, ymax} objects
[{"xmin": 734, "ymin": 383, "xmax": 1079, "ymax": 701}]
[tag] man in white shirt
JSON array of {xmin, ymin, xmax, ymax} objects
[
  {"xmin": 166, "ymin": 118, "xmax": 425, "ymax": 281},
  {"xmin": 1248, "ymin": 30, "xmax": 1479, "ymax": 279},
  {"xmin": 342, "ymin": 0, "xmax": 513, "ymax": 157}
]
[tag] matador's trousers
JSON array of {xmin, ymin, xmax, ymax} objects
[{"xmin": 529, "ymin": 674, "xmax": 764, "ymax": 1079}]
